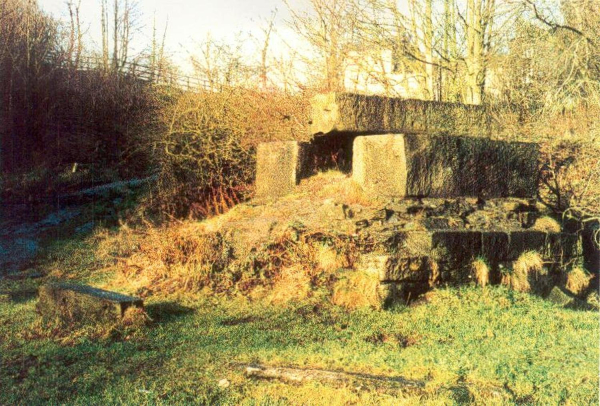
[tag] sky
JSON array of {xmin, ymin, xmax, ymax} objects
[{"xmin": 38, "ymin": 0, "xmax": 303, "ymax": 73}]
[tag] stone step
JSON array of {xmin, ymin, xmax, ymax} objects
[
  {"xmin": 37, "ymin": 283, "xmax": 143, "ymax": 324},
  {"xmin": 310, "ymin": 92, "xmax": 493, "ymax": 136}
]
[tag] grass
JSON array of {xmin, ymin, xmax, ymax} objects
[
  {"xmin": 1, "ymin": 214, "xmax": 598, "ymax": 405},
  {"xmin": 1, "ymin": 276, "xmax": 598, "ymax": 405}
]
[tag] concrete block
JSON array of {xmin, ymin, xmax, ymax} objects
[
  {"xmin": 255, "ymin": 141, "xmax": 309, "ymax": 199},
  {"xmin": 37, "ymin": 283, "xmax": 143, "ymax": 324},
  {"xmin": 352, "ymin": 134, "xmax": 407, "ymax": 197}
]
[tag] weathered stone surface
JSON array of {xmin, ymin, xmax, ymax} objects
[
  {"xmin": 403, "ymin": 135, "xmax": 539, "ymax": 198},
  {"xmin": 353, "ymin": 134, "xmax": 407, "ymax": 197},
  {"xmin": 255, "ymin": 141, "xmax": 310, "ymax": 199},
  {"xmin": 482, "ymin": 232, "xmax": 510, "ymax": 262},
  {"xmin": 37, "ymin": 283, "xmax": 143, "ymax": 324},
  {"xmin": 432, "ymin": 231, "xmax": 483, "ymax": 268},
  {"xmin": 377, "ymin": 282, "xmax": 398, "ymax": 308},
  {"xmin": 546, "ymin": 286, "xmax": 575, "ymax": 307},
  {"xmin": 359, "ymin": 254, "xmax": 433, "ymax": 282},
  {"xmin": 582, "ymin": 219, "xmax": 599, "ymax": 273},
  {"xmin": 545, "ymin": 232, "xmax": 581, "ymax": 261},
  {"xmin": 507, "ymin": 231, "xmax": 547, "ymax": 260},
  {"xmin": 310, "ymin": 93, "xmax": 491, "ymax": 136}
]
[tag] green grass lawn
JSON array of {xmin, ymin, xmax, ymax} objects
[{"xmin": 1, "ymin": 280, "xmax": 598, "ymax": 405}]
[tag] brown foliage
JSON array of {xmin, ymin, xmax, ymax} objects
[{"xmin": 148, "ymin": 88, "xmax": 310, "ymax": 218}]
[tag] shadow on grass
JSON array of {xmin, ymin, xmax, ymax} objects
[
  {"xmin": 146, "ymin": 301, "xmax": 195, "ymax": 323},
  {"xmin": 0, "ymin": 288, "xmax": 38, "ymax": 304}
]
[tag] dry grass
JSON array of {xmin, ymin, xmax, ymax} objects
[
  {"xmin": 110, "ymin": 222, "xmax": 235, "ymax": 295},
  {"xmin": 565, "ymin": 267, "xmax": 592, "ymax": 297},
  {"xmin": 267, "ymin": 265, "xmax": 312, "ymax": 304},
  {"xmin": 532, "ymin": 216, "xmax": 562, "ymax": 233},
  {"xmin": 426, "ymin": 257, "xmax": 440, "ymax": 287},
  {"xmin": 314, "ymin": 173, "xmax": 379, "ymax": 207},
  {"xmin": 502, "ymin": 251, "xmax": 546, "ymax": 293},
  {"xmin": 471, "ymin": 258, "xmax": 490, "ymax": 288},
  {"xmin": 91, "ymin": 216, "xmax": 362, "ymax": 301},
  {"xmin": 316, "ymin": 243, "xmax": 349, "ymax": 274},
  {"xmin": 331, "ymin": 271, "xmax": 382, "ymax": 310}
]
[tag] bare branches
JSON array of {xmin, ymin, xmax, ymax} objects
[{"xmin": 523, "ymin": 0, "xmax": 595, "ymax": 46}]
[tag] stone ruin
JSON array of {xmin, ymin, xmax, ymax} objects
[{"xmin": 254, "ymin": 93, "xmax": 584, "ymax": 305}]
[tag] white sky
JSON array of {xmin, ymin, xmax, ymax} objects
[{"xmin": 38, "ymin": 0, "xmax": 305, "ymax": 74}]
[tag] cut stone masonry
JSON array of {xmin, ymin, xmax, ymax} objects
[{"xmin": 253, "ymin": 92, "xmax": 583, "ymax": 305}]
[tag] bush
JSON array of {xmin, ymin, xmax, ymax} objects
[{"xmin": 148, "ymin": 88, "xmax": 310, "ymax": 218}]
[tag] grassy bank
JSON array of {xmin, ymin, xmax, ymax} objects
[{"xmin": 1, "ymin": 277, "xmax": 597, "ymax": 404}]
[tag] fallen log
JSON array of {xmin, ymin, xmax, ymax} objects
[{"xmin": 243, "ymin": 364, "xmax": 426, "ymax": 393}]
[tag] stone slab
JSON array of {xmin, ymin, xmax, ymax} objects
[
  {"xmin": 507, "ymin": 230, "xmax": 548, "ymax": 260},
  {"xmin": 255, "ymin": 141, "xmax": 310, "ymax": 199},
  {"xmin": 546, "ymin": 286, "xmax": 576, "ymax": 307},
  {"xmin": 37, "ymin": 283, "xmax": 143, "ymax": 324},
  {"xmin": 310, "ymin": 92, "xmax": 491, "ymax": 136},
  {"xmin": 352, "ymin": 134, "xmax": 407, "ymax": 197}
]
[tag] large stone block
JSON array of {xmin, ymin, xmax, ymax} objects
[
  {"xmin": 352, "ymin": 134, "xmax": 407, "ymax": 197},
  {"xmin": 432, "ymin": 231, "xmax": 483, "ymax": 270},
  {"xmin": 310, "ymin": 92, "xmax": 491, "ymax": 136},
  {"xmin": 507, "ymin": 231, "xmax": 547, "ymax": 260},
  {"xmin": 350, "ymin": 134, "xmax": 538, "ymax": 199},
  {"xmin": 403, "ymin": 135, "xmax": 539, "ymax": 198},
  {"xmin": 255, "ymin": 141, "xmax": 310, "ymax": 199},
  {"xmin": 37, "ymin": 283, "xmax": 143, "ymax": 324}
]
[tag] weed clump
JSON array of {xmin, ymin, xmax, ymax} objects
[
  {"xmin": 331, "ymin": 271, "xmax": 382, "ymax": 310},
  {"xmin": 501, "ymin": 251, "xmax": 546, "ymax": 293},
  {"xmin": 108, "ymin": 220, "xmax": 361, "ymax": 301},
  {"xmin": 565, "ymin": 267, "xmax": 592, "ymax": 297},
  {"xmin": 471, "ymin": 257, "xmax": 490, "ymax": 288},
  {"xmin": 532, "ymin": 216, "xmax": 561, "ymax": 232}
]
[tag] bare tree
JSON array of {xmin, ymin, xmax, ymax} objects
[{"xmin": 286, "ymin": 0, "xmax": 358, "ymax": 92}]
